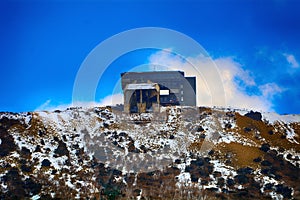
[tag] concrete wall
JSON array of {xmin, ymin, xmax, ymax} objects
[{"xmin": 121, "ymin": 71, "xmax": 196, "ymax": 109}]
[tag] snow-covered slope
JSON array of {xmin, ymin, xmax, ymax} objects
[{"xmin": 0, "ymin": 106, "xmax": 299, "ymax": 199}]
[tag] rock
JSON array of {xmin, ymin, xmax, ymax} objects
[
  {"xmin": 264, "ymin": 183, "xmax": 273, "ymax": 190},
  {"xmin": 197, "ymin": 126, "xmax": 204, "ymax": 132},
  {"xmin": 140, "ymin": 144, "xmax": 148, "ymax": 153},
  {"xmin": 275, "ymin": 184, "xmax": 293, "ymax": 199},
  {"xmin": 234, "ymin": 174, "xmax": 249, "ymax": 184},
  {"xmin": 185, "ymin": 166, "xmax": 191, "ymax": 172},
  {"xmin": 261, "ymin": 160, "xmax": 272, "ymax": 166},
  {"xmin": 103, "ymin": 123, "xmax": 109, "ymax": 128},
  {"xmin": 227, "ymin": 178, "xmax": 235, "ymax": 186},
  {"xmin": 253, "ymin": 157, "xmax": 262, "ymax": 162},
  {"xmin": 21, "ymin": 164, "xmax": 32, "ymax": 173},
  {"xmin": 38, "ymin": 130, "xmax": 45, "ymax": 137},
  {"xmin": 222, "ymin": 188, "xmax": 229, "ymax": 193},
  {"xmin": 237, "ymin": 167, "xmax": 253, "ymax": 175},
  {"xmin": 226, "ymin": 112, "xmax": 235, "ymax": 118},
  {"xmin": 53, "ymin": 136, "xmax": 59, "ymax": 141},
  {"xmin": 281, "ymin": 134, "xmax": 286, "ymax": 139},
  {"xmin": 213, "ymin": 171, "xmax": 222, "ymax": 177},
  {"xmin": 24, "ymin": 178, "xmax": 42, "ymax": 195},
  {"xmin": 204, "ymin": 157, "xmax": 211, "ymax": 162},
  {"xmin": 41, "ymin": 159, "xmax": 51, "ymax": 167},
  {"xmin": 191, "ymin": 174, "xmax": 199, "ymax": 182},
  {"xmin": 119, "ymin": 132, "xmax": 127, "ymax": 137},
  {"xmin": 3, "ymin": 168, "xmax": 25, "ymax": 198},
  {"xmin": 217, "ymin": 177, "xmax": 225, "ymax": 187},
  {"xmin": 268, "ymin": 130, "xmax": 274, "ymax": 135},
  {"xmin": 175, "ymin": 159, "xmax": 181, "ymax": 164},
  {"xmin": 244, "ymin": 111, "xmax": 262, "ymax": 121},
  {"xmin": 208, "ymin": 150, "xmax": 214, "ymax": 155},
  {"xmin": 21, "ymin": 147, "xmax": 31, "ymax": 158},
  {"xmin": 54, "ymin": 140, "xmax": 69, "ymax": 157},
  {"xmin": 260, "ymin": 143, "xmax": 270, "ymax": 152},
  {"xmin": 286, "ymin": 153, "xmax": 292, "ymax": 160},
  {"xmin": 278, "ymin": 147, "xmax": 285, "ymax": 153},
  {"xmin": 191, "ymin": 158, "xmax": 204, "ymax": 166},
  {"xmin": 206, "ymin": 187, "xmax": 219, "ymax": 192},
  {"xmin": 128, "ymin": 141, "xmax": 140, "ymax": 153},
  {"xmin": 243, "ymin": 127, "xmax": 251, "ymax": 133},
  {"xmin": 133, "ymin": 189, "xmax": 141, "ymax": 196},
  {"xmin": 282, "ymin": 187, "xmax": 293, "ymax": 198},
  {"xmin": 225, "ymin": 123, "xmax": 232, "ymax": 129},
  {"xmin": 261, "ymin": 168, "xmax": 270, "ymax": 175},
  {"xmin": 0, "ymin": 128, "xmax": 17, "ymax": 157},
  {"xmin": 34, "ymin": 145, "xmax": 41, "ymax": 152}
]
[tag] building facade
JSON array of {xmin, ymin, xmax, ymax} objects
[{"xmin": 121, "ymin": 71, "xmax": 196, "ymax": 113}]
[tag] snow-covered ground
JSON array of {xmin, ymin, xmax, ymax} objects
[{"xmin": 0, "ymin": 106, "xmax": 299, "ymax": 199}]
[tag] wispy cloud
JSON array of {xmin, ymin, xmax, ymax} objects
[
  {"xmin": 259, "ymin": 83, "xmax": 284, "ymax": 99},
  {"xmin": 98, "ymin": 93, "xmax": 123, "ymax": 106},
  {"xmin": 148, "ymin": 50, "xmax": 283, "ymax": 112},
  {"xmin": 35, "ymin": 99, "xmax": 52, "ymax": 111},
  {"xmin": 35, "ymin": 93, "xmax": 123, "ymax": 111},
  {"xmin": 35, "ymin": 102, "xmax": 70, "ymax": 112},
  {"xmin": 283, "ymin": 53, "xmax": 299, "ymax": 68}
]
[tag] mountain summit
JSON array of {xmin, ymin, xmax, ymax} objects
[{"xmin": 0, "ymin": 106, "xmax": 299, "ymax": 199}]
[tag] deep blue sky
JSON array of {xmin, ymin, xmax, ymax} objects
[{"xmin": 1, "ymin": 0, "xmax": 299, "ymax": 114}]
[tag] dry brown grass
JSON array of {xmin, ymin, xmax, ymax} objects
[
  {"xmin": 198, "ymin": 107, "xmax": 213, "ymax": 114},
  {"xmin": 215, "ymin": 142, "xmax": 263, "ymax": 169},
  {"xmin": 235, "ymin": 113, "xmax": 300, "ymax": 152},
  {"xmin": 188, "ymin": 140, "xmax": 205, "ymax": 152}
]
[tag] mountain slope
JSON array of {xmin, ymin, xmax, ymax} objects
[{"xmin": 0, "ymin": 106, "xmax": 299, "ymax": 199}]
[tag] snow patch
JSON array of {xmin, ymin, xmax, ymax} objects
[{"xmin": 263, "ymin": 112, "xmax": 300, "ymax": 124}]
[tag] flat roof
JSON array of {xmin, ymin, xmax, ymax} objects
[
  {"xmin": 125, "ymin": 83, "xmax": 158, "ymax": 90},
  {"xmin": 121, "ymin": 70, "xmax": 185, "ymax": 76}
]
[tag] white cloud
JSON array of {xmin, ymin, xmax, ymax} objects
[
  {"xmin": 35, "ymin": 99, "xmax": 52, "ymax": 111},
  {"xmin": 148, "ymin": 50, "xmax": 283, "ymax": 112},
  {"xmin": 98, "ymin": 93, "xmax": 124, "ymax": 106},
  {"xmin": 35, "ymin": 93, "xmax": 123, "ymax": 112},
  {"xmin": 284, "ymin": 53, "xmax": 299, "ymax": 68},
  {"xmin": 259, "ymin": 83, "xmax": 283, "ymax": 98},
  {"xmin": 35, "ymin": 50, "xmax": 284, "ymax": 113},
  {"xmin": 35, "ymin": 100, "xmax": 71, "ymax": 111}
]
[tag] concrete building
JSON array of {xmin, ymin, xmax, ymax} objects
[{"xmin": 121, "ymin": 71, "xmax": 196, "ymax": 113}]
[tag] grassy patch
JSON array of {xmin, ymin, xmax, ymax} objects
[
  {"xmin": 215, "ymin": 142, "xmax": 263, "ymax": 169},
  {"xmin": 235, "ymin": 113, "xmax": 300, "ymax": 152}
]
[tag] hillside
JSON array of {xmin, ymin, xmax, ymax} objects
[{"xmin": 0, "ymin": 106, "xmax": 299, "ymax": 199}]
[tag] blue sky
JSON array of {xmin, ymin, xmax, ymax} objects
[{"xmin": 0, "ymin": 0, "xmax": 300, "ymax": 114}]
